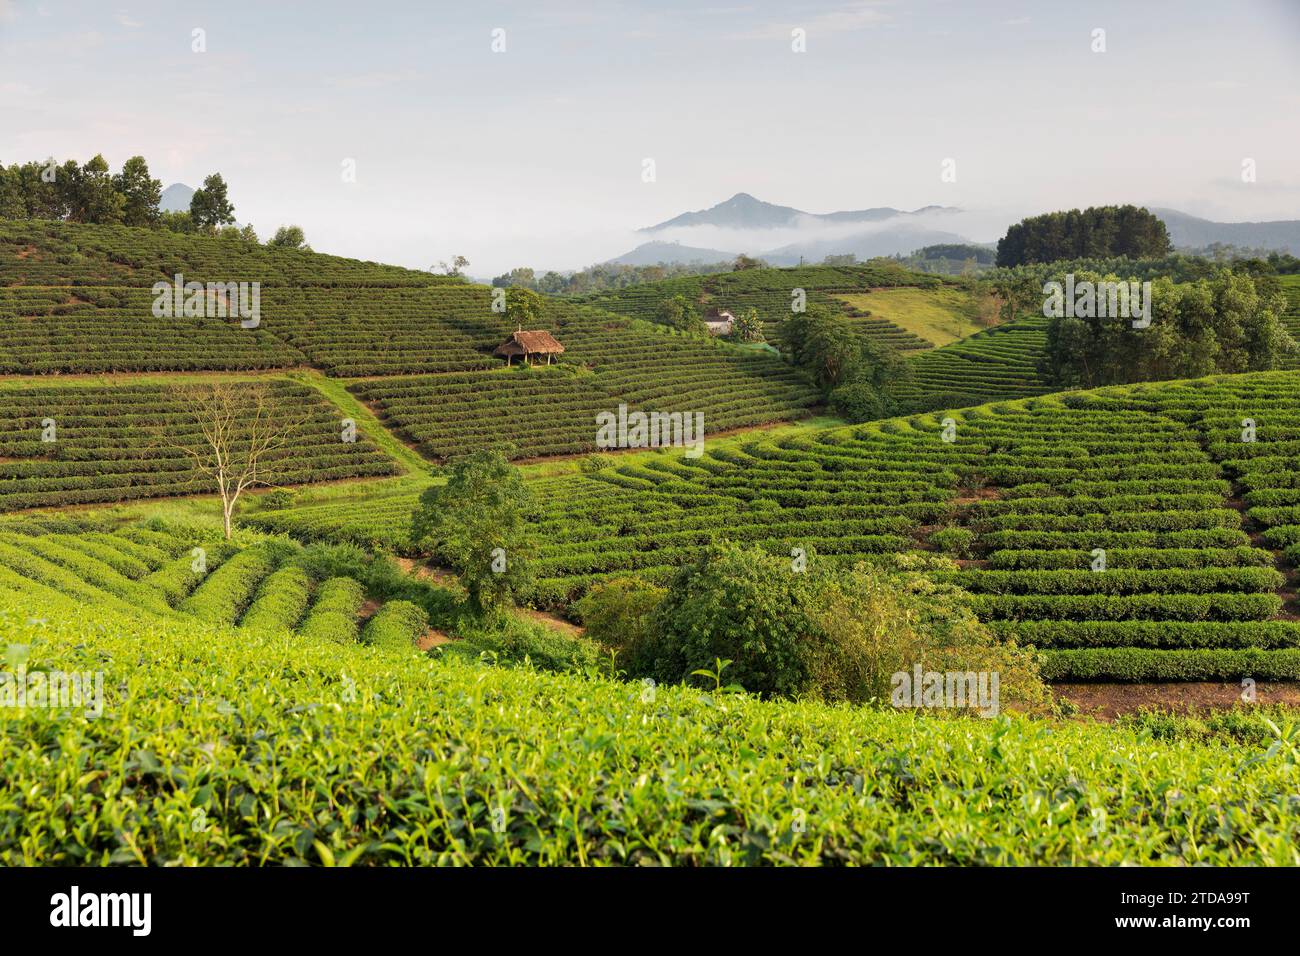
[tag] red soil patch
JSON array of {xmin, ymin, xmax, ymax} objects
[
  {"xmin": 393, "ymin": 557, "xmax": 460, "ymax": 589},
  {"xmin": 954, "ymin": 488, "xmax": 1002, "ymax": 505},
  {"xmin": 417, "ymin": 628, "xmax": 455, "ymax": 650},
  {"xmin": 1054, "ymin": 682, "xmax": 1300, "ymax": 721},
  {"xmin": 521, "ymin": 608, "xmax": 585, "ymax": 637}
]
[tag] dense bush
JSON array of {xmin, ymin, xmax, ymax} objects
[
  {"xmin": 634, "ymin": 544, "xmax": 1046, "ymax": 708},
  {"xmin": 574, "ymin": 576, "xmax": 668, "ymax": 664}
]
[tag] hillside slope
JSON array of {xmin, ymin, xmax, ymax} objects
[
  {"xmin": 249, "ymin": 369, "xmax": 1300, "ymax": 682},
  {"xmin": 0, "ymin": 220, "xmax": 820, "ymax": 470}
]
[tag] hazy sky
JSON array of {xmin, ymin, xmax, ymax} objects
[{"xmin": 2, "ymin": 0, "xmax": 1299, "ymax": 275}]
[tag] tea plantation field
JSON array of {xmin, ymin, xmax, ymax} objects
[
  {"xmin": 250, "ymin": 369, "xmax": 1300, "ymax": 683},
  {"xmin": 0, "ymin": 221, "xmax": 823, "ymax": 460},
  {"xmin": 580, "ymin": 263, "xmax": 944, "ymax": 352},
  {"xmin": 0, "ymin": 377, "xmax": 399, "ymax": 511},
  {"xmin": 0, "ymin": 514, "xmax": 457, "ymax": 655},
  {"xmin": 888, "ymin": 315, "xmax": 1052, "ymax": 411},
  {"xmin": 3, "ymin": 585, "xmax": 1299, "ymax": 865}
]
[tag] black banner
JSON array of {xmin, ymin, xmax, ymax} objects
[{"xmin": 0, "ymin": 865, "xmax": 1281, "ymax": 942}]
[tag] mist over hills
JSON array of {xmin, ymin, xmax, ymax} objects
[
  {"xmin": 608, "ymin": 192, "xmax": 978, "ymax": 266},
  {"xmin": 639, "ymin": 192, "xmax": 940, "ymax": 232},
  {"xmin": 604, "ymin": 194, "xmax": 1300, "ymax": 268}
]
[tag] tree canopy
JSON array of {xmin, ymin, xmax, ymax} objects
[
  {"xmin": 190, "ymin": 173, "xmax": 236, "ymax": 230},
  {"xmin": 410, "ymin": 450, "xmax": 536, "ymax": 614},
  {"xmin": 1041, "ymin": 270, "xmax": 1295, "ymax": 388},
  {"xmin": 996, "ymin": 205, "xmax": 1171, "ymax": 267},
  {"xmin": 655, "ymin": 294, "xmax": 707, "ymax": 334}
]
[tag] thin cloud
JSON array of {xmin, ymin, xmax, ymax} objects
[
  {"xmin": 736, "ymin": 1, "xmax": 892, "ymax": 40},
  {"xmin": 328, "ymin": 70, "xmax": 420, "ymax": 90},
  {"xmin": 116, "ymin": 10, "xmax": 143, "ymax": 28}
]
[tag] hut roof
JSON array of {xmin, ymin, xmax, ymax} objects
[{"xmin": 494, "ymin": 330, "xmax": 565, "ymax": 357}]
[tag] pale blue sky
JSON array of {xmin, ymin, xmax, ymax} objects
[{"xmin": 2, "ymin": 0, "xmax": 1298, "ymax": 274}]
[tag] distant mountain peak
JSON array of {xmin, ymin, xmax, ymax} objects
[
  {"xmin": 160, "ymin": 182, "xmax": 195, "ymax": 213},
  {"xmin": 641, "ymin": 192, "xmax": 957, "ymax": 233}
]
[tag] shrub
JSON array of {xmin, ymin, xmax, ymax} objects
[
  {"xmin": 638, "ymin": 544, "xmax": 819, "ymax": 697},
  {"xmin": 259, "ymin": 489, "xmax": 298, "ymax": 510},
  {"xmin": 930, "ymin": 526, "xmax": 975, "ymax": 558},
  {"xmin": 361, "ymin": 600, "xmax": 429, "ymax": 651},
  {"xmin": 637, "ymin": 543, "xmax": 1048, "ymax": 711},
  {"xmin": 829, "ymin": 379, "xmax": 889, "ymax": 424},
  {"xmin": 297, "ymin": 576, "xmax": 366, "ymax": 644},
  {"xmin": 443, "ymin": 614, "xmax": 602, "ymax": 672},
  {"xmin": 575, "ymin": 576, "xmax": 667, "ymax": 664}
]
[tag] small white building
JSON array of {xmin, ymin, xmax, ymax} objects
[{"xmin": 704, "ymin": 310, "xmax": 735, "ymax": 336}]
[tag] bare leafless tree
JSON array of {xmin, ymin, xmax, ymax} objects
[{"xmin": 159, "ymin": 381, "xmax": 306, "ymax": 539}]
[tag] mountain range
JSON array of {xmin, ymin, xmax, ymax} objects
[
  {"xmin": 1151, "ymin": 207, "xmax": 1300, "ymax": 253},
  {"xmin": 607, "ymin": 193, "xmax": 1300, "ymax": 266}
]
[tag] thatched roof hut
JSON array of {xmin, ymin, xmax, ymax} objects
[{"xmin": 494, "ymin": 330, "xmax": 566, "ymax": 365}]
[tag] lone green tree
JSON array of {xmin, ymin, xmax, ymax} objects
[
  {"xmin": 410, "ymin": 450, "xmax": 536, "ymax": 614},
  {"xmin": 505, "ymin": 287, "xmax": 544, "ymax": 330},
  {"xmin": 656, "ymin": 294, "xmax": 707, "ymax": 334},
  {"xmin": 732, "ymin": 306, "xmax": 764, "ymax": 342},
  {"xmin": 190, "ymin": 173, "xmax": 235, "ymax": 230},
  {"xmin": 269, "ymin": 224, "xmax": 307, "ymax": 249}
]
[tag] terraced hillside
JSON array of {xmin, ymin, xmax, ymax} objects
[
  {"xmin": 0, "ymin": 377, "xmax": 398, "ymax": 512},
  {"xmin": 351, "ymin": 351, "xmax": 818, "ymax": 460},
  {"xmin": 889, "ymin": 315, "xmax": 1051, "ymax": 411},
  {"xmin": 0, "ymin": 220, "xmax": 821, "ymax": 483},
  {"xmin": 249, "ymin": 369, "xmax": 1300, "ymax": 683},
  {"xmin": 0, "ymin": 219, "xmax": 436, "ymax": 287},
  {"xmin": 580, "ymin": 263, "xmax": 944, "ymax": 353},
  {"xmin": 0, "ymin": 517, "xmax": 435, "ymax": 650}
]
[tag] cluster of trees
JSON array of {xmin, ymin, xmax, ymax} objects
[
  {"xmin": 996, "ymin": 205, "xmax": 1171, "ymax": 267},
  {"xmin": 0, "ymin": 154, "xmax": 163, "ymax": 226},
  {"xmin": 887, "ymin": 244, "xmax": 997, "ymax": 276},
  {"xmin": 782, "ymin": 305, "xmax": 909, "ymax": 421},
  {"xmin": 1180, "ymin": 244, "xmax": 1300, "ymax": 274},
  {"xmin": 0, "ymin": 153, "xmax": 312, "ymax": 247},
  {"xmin": 731, "ymin": 253, "xmax": 766, "ymax": 271},
  {"xmin": 987, "ymin": 252, "xmax": 1298, "ymax": 326},
  {"xmin": 1041, "ymin": 270, "xmax": 1295, "ymax": 388},
  {"xmin": 0, "ymin": 154, "xmax": 235, "ymax": 231}
]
